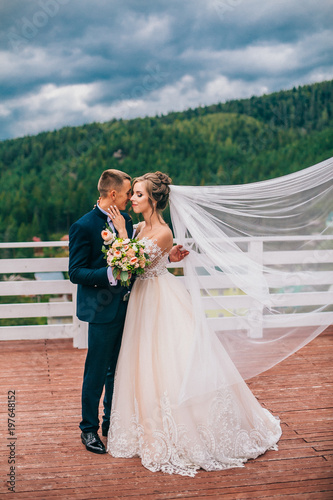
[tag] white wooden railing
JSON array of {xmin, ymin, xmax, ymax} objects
[
  {"xmin": 0, "ymin": 241, "xmax": 88, "ymax": 348},
  {"xmin": 1, "ymin": 237, "xmax": 332, "ymax": 347},
  {"xmin": 182, "ymin": 235, "xmax": 333, "ymax": 338}
]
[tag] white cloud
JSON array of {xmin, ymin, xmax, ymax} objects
[
  {"xmin": 95, "ymin": 74, "xmax": 271, "ymax": 121},
  {"xmin": 3, "ymin": 82, "xmax": 98, "ymax": 137},
  {"xmin": 0, "ymin": 104, "xmax": 11, "ymax": 118},
  {"xmin": 133, "ymin": 14, "xmax": 171, "ymax": 43},
  {"xmin": 180, "ymin": 29, "xmax": 333, "ymax": 79}
]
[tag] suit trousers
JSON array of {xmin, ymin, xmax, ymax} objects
[{"xmin": 80, "ymin": 299, "xmax": 128, "ymax": 433}]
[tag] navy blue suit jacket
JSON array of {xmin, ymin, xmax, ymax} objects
[{"xmin": 69, "ymin": 207, "xmax": 133, "ymax": 323}]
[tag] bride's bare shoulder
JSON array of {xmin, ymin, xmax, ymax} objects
[
  {"xmin": 157, "ymin": 224, "xmax": 173, "ymax": 238},
  {"xmin": 155, "ymin": 225, "xmax": 173, "ymax": 250}
]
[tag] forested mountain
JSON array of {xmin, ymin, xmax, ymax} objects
[{"xmin": 0, "ymin": 80, "xmax": 332, "ymax": 242}]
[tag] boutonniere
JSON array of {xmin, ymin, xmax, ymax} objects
[{"xmin": 101, "ymin": 225, "xmax": 117, "ymax": 246}]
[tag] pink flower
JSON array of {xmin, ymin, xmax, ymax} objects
[
  {"xmin": 113, "ymin": 250, "xmax": 122, "ymax": 258},
  {"xmin": 130, "ymin": 257, "xmax": 138, "ymax": 265},
  {"xmin": 101, "ymin": 229, "xmax": 112, "ymax": 241},
  {"xmin": 139, "ymin": 247, "xmax": 145, "ymax": 255},
  {"xmin": 123, "ymin": 244, "xmax": 129, "ymax": 251}
]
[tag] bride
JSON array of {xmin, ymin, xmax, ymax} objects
[{"xmin": 106, "ymin": 171, "xmax": 282, "ymax": 477}]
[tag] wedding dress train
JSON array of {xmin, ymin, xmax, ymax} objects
[{"xmin": 107, "ymin": 238, "xmax": 282, "ymax": 477}]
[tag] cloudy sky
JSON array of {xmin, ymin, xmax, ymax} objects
[{"xmin": 1, "ymin": 0, "xmax": 332, "ymax": 141}]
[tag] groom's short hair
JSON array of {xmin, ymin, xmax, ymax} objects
[{"xmin": 98, "ymin": 169, "xmax": 131, "ymax": 197}]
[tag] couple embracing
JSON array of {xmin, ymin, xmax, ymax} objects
[{"xmin": 69, "ymin": 169, "xmax": 281, "ymax": 477}]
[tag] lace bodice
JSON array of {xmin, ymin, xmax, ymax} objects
[{"xmin": 138, "ymin": 237, "xmax": 169, "ymax": 280}]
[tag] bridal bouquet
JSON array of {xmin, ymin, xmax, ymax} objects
[{"xmin": 101, "ymin": 226, "xmax": 150, "ymax": 286}]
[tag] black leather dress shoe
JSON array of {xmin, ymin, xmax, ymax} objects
[{"xmin": 81, "ymin": 432, "xmax": 106, "ymax": 454}]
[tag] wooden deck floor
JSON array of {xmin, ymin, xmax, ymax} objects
[{"xmin": 0, "ymin": 327, "xmax": 332, "ymax": 499}]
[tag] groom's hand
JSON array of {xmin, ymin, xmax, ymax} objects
[{"xmin": 169, "ymin": 244, "xmax": 189, "ymax": 263}]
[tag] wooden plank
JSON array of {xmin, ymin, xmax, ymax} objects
[
  {"xmin": 177, "ymin": 271, "xmax": 333, "ymax": 288},
  {"xmin": 208, "ymin": 311, "xmax": 333, "ymax": 329},
  {"xmin": 0, "ymin": 241, "xmax": 68, "ymax": 248},
  {"xmin": 0, "ymin": 280, "xmax": 75, "ymax": 296},
  {"xmin": 202, "ymin": 291, "xmax": 333, "ymax": 308},
  {"xmin": 0, "ymin": 323, "xmax": 76, "ymax": 340},
  {"xmin": 0, "ymin": 257, "xmax": 69, "ymax": 273},
  {"xmin": 263, "ymin": 249, "xmax": 333, "ymax": 265},
  {"xmin": 0, "ymin": 301, "xmax": 74, "ymax": 318}
]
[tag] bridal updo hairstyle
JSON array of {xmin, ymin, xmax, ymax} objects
[{"xmin": 133, "ymin": 171, "xmax": 172, "ymax": 214}]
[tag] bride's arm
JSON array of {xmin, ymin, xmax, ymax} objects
[
  {"xmin": 157, "ymin": 230, "xmax": 189, "ymax": 262},
  {"xmin": 154, "ymin": 228, "xmax": 189, "ymax": 262},
  {"xmin": 154, "ymin": 229, "xmax": 174, "ymax": 255},
  {"xmin": 157, "ymin": 227, "xmax": 190, "ymax": 262}
]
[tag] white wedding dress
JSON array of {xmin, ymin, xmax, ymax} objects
[{"xmin": 107, "ymin": 237, "xmax": 282, "ymax": 477}]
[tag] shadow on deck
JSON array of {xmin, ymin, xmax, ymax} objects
[{"xmin": 0, "ymin": 327, "xmax": 332, "ymax": 499}]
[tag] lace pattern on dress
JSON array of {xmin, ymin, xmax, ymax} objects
[
  {"xmin": 108, "ymin": 388, "xmax": 281, "ymax": 477},
  {"xmin": 138, "ymin": 237, "xmax": 169, "ymax": 280}
]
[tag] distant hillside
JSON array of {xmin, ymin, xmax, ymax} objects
[
  {"xmin": 160, "ymin": 80, "xmax": 333, "ymax": 132},
  {"xmin": 0, "ymin": 80, "xmax": 332, "ymax": 242}
]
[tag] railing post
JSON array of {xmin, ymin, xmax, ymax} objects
[
  {"xmin": 247, "ymin": 239, "xmax": 264, "ymax": 338},
  {"xmin": 72, "ymin": 284, "xmax": 88, "ymax": 348},
  {"xmin": 72, "ymin": 318, "xmax": 88, "ymax": 348}
]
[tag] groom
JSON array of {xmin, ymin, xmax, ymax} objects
[{"xmin": 69, "ymin": 168, "xmax": 188, "ymax": 454}]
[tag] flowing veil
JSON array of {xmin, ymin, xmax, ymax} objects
[{"xmin": 169, "ymin": 157, "xmax": 333, "ymax": 403}]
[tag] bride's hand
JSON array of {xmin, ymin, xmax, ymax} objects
[
  {"xmin": 107, "ymin": 205, "xmax": 128, "ymax": 239},
  {"xmin": 169, "ymin": 244, "xmax": 190, "ymax": 263}
]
